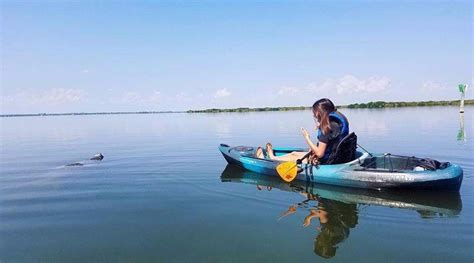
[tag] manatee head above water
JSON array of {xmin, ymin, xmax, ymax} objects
[
  {"xmin": 66, "ymin": 153, "xmax": 104, "ymax": 167},
  {"xmin": 90, "ymin": 153, "xmax": 104, "ymax": 161}
]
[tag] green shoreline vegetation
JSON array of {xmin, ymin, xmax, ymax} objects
[
  {"xmin": 1, "ymin": 99, "xmax": 472, "ymax": 117},
  {"xmin": 187, "ymin": 99, "xmax": 474, "ymax": 113}
]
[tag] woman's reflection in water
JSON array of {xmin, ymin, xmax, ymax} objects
[{"xmin": 280, "ymin": 193, "xmax": 359, "ymax": 259}]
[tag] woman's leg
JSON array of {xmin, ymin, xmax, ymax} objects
[
  {"xmin": 272, "ymin": 151, "xmax": 309, "ymax": 162},
  {"xmin": 258, "ymin": 143, "xmax": 309, "ymax": 162},
  {"xmin": 266, "ymin": 143, "xmax": 276, "ymax": 159},
  {"xmin": 255, "ymin": 147, "xmax": 264, "ymax": 159},
  {"xmin": 266, "ymin": 142, "xmax": 307, "ymax": 162}
]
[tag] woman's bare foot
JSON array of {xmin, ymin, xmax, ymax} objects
[
  {"xmin": 255, "ymin": 147, "xmax": 264, "ymax": 159},
  {"xmin": 266, "ymin": 143, "xmax": 276, "ymax": 159}
]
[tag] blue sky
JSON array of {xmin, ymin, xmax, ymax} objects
[{"xmin": 1, "ymin": 1, "xmax": 472, "ymax": 113}]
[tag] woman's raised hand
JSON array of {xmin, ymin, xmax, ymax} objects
[{"xmin": 301, "ymin": 127, "xmax": 310, "ymax": 139}]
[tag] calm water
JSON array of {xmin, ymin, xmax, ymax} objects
[{"xmin": 1, "ymin": 106, "xmax": 473, "ymax": 262}]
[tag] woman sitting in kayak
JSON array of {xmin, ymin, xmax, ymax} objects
[{"xmin": 256, "ymin": 98, "xmax": 349, "ymax": 164}]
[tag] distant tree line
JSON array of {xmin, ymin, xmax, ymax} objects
[
  {"xmin": 186, "ymin": 106, "xmax": 309, "ymax": 113},
  {"xmin": 187, "ymin": 99, "xmax": 473, "ymax": 113},
  {"xmin": 0, "ymin": 111, "xmax": 178, "ymax": 117},
  {"xmin": 344, "ymin": 99, "xmax": 473, "ymax": 109},
  {"xmin": 2, "ymin": 99, "xmax": 472, "ymax": 117}
]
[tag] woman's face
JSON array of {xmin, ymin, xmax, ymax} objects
[{"xmin": 313, "ymin": 110, "xmax": 321, "ymax": 128}]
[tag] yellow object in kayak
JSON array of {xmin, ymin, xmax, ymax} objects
[{"xmin": 276, "ymin": 162, "xmax": 298, "ymax": 182}]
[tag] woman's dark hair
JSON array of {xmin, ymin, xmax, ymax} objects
[{"xmin": 312, "ymin": 98, "xmax": 336, "ymax": 135}]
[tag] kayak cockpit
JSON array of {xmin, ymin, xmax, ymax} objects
[{"xmin": 357, "ymin": 153, "xmax": 451, "ymax": 173}]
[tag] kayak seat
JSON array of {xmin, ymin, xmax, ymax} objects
[{"xmin": 326, "ymin": 132, "xmax": 357, "ymax": 164}]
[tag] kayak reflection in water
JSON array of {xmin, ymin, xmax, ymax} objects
[
  {"xmin": 255, "ymin": 98, "xmax": 350, "ymax": 164},
  {"xmin": 221, "ymin": 165, "xmax": 462, "ymax": 258},
  {"xmin": 280, "ymin": 193, "xmax": 358, "ymax": 259}
]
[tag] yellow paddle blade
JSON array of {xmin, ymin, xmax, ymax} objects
[{"xmin": 276, "ymin": 161, "xmax": 298, "ymax": 182}]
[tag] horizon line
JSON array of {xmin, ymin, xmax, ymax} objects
[{"xmin": 1, "ymin": 99, "xmax": 472, "ymax": 118}]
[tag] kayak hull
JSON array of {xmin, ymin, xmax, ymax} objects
[{"xmin": 219, "ymin": 144, "xmax": 463, "ymax": 191}]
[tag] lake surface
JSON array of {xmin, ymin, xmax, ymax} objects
[{"xmin": 1, "ymin": 106, "xmax": 473, "ymax": 262}]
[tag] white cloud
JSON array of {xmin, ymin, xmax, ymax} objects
[
  {"xmin": 334, "ymin": 75, "xmax": 391, "ymax": 94},
  {"xmin": 46, "ymin": 88, "xmax": 85, "ymax": 102},
  {"xmin": 214, "ymin": 88, "xmax": 231, "ymax": 98},
  {"xmin": 121, "ymin": 91, "xmax": 142, "ymax": 103},
  {"xmin": 277, "ymin": 75, "xmax": 391, "ymax": 96},
  {"xmin": 107, "ymin": 91, "xmax": 161, "ymax": 106},
  {"xmin": 175, "ymin": 92, "xmax": 190, "ymax": 101},
  {"xmin": 311, "ymin": 80, "xmax": 334, "ymax": 92},
  {"xmin": 149, "ymin": 90, "xmax": 161, "ymax": 103},
  {"xmin": 421, "ymin": 81, "xmax": 444, "ymax": 92},
  {"xmin": 277, "ymin": 86, "xmax": 300, "ymax": 96},
  {"xmin": 3, "ymin": 88, "xmax": 86, "ymax": 105},
  {"xmin": 81, "ymin": 69, "xmax": 90, "ymax": 74}
]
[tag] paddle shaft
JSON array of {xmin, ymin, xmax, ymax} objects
[
  {"xmin": 296, "ymin": 151, "xmax": 313, "ymax": 164},
  {"xmin": 282, "ymin": 151, "xmax": 313, "ymax": 175}
]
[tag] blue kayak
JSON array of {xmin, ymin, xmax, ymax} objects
[{"xmin": 219, "ymin": 144, "xmax": 463, "ymax": 191}]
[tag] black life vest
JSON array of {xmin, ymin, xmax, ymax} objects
[{"xmin": 317, "ymin": 111, "xmax": 350, "ymax": 162}]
